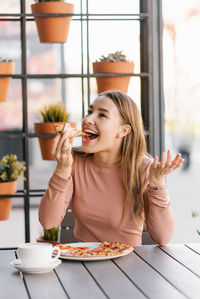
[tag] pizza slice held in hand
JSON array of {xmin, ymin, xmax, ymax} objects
[{"xmin": 54, "ymin": 123, "xmax": 89, "ymax": 137}]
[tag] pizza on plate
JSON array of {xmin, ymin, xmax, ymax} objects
[
  {"xmin": 57, "ymin": 241, "xmax": 134, "ymax": 258},
  {"xmin": 54, "ymin": 123, "xmax": 89, "ymax": 137}
]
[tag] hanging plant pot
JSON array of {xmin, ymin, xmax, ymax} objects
[
  {"xmin": 34, "ymin": 122, "xmax": 76, "ymax": 161},
  {"xmin": 0, "ymin": 62, "xmax": 14, "ymax": 102},
  {"xmin": 31, "ymin": 2, "xmax": 74, "ymax": 43},
  {"xmin": 93, "ymin": 61, "xmax": 134, "ymax": 93},
  {"xmin": 0, "ymin": 180, "xmax": 17, "ymax": 220}
]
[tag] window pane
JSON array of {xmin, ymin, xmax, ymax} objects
[
  {"xmin": 88, "ymin": 0, "xmax": 140, "ymax": 14},
  {"xmin": 28, "ymin": 78, "xmax": 83, "ymax": 131},
  {"xmin": 0, "ymin": 79, "xmax": 22, "ymax": 131},
  {"xmin": 29, "ymin": 137, "xmax": 56, "ymax": 190},
  {"xmin": 89, "ymin": 21, "xmax": 140, "ymax": 73},
  {"xmin": 0, "ymin": 134, "xmax": 23, "ymax": 161},
  {"xmin": 26, "ymin": 21, "xmax": 81, "ymax": 74},
  {"xmin": 0, "ymin": 1, "xmax": 20, "ymax": 13},
  {"xmin": 0, "ymin": 21, "xmax": 21, "ymax": 73}
]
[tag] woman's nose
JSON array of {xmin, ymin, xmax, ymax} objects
[{"xmin": 84, "ymin": 114, "xmax": 94, "ymax": 124}]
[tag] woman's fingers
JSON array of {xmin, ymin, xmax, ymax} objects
[
  {"xmin": 171, "ymin": 153, "xmax": 182, "ymax": 168},
  {"xmin": 56, "ymin": 131, "xmax": 70, "ymax": 154},
  {"xmin": 152, "ymin": 151, "xmax": 184, "ymax": 172},
  {"xmin": 51, "ymin": 134, "xmax": 61, "ymax": 156},
  {"xmin": 152, "ymin": 156, "xmax": 158, "ymax": 168},
  {"xmin": 51, "ymin": 130, "xmax": 72, "ymax": 158},
  {"xmin": 61, "ymin": 137, "xmax": 71, "ymax": 154},
  {"xmin": 165, "ymin": 150, "xmax": 172, "ymax": 167},
  {"xmin": 160, "ymin": 152, "xmax": 166, "ymax": 168},
  {"xmin": 171, "ymin": 155, "xmax": 184, "ymax": 170}
]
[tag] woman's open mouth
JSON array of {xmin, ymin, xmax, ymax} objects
[{"xmin": 82, "ymin": 129, "xmax": 99, "ymax": 143}]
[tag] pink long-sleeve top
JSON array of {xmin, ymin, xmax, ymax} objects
[{"xmin": 39, "ymin": 152, "xmax": 174, "ymax": 246}]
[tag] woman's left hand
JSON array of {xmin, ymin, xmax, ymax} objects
[{"xmin": 149, "ymin": 150, "xmax": 184, "ymax": 188}]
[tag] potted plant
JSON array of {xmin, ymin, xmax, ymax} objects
[
  {"xmin": 0, "ymin": 58, "xmax": 15, "ymax": 102},
  {"xmin": 93, "ymin": 51, "xmax": 134, "ymax": 93},
  {"xmin": 34, "ymin": 102, "xmax": 76, "ymax": 160},
  {"xmin": 37, "ymin": 225, "xmax": 59, "ymax": 245},
  {"xmin": 31, "ymin": 0, "xmax": 74, "ymax": 43},
  {"xmin": 0, "ymin": 154, "xmax": 26, "ymax": 220}
]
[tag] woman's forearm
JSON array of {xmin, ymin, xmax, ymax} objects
[
  {"xmin": 39, "ymin": 172, "xmax": 73, "ymax": 230},
  {"xmin": 144, "ymin": 187, "xmax": 175, "ymax": 246}
]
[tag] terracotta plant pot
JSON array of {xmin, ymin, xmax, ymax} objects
[
  {"xmin": 31, "ymin": 2, "xmax": 74, "ymax": 43},
  {"xmin": 0, "ymin": 180, "xmax": 17, "ymax": 220},
  {"xmin": 34, "ymin": 122, "xmax": 76, "ymax": 161},
  {"xmin": 0, "ymin": 62, "xmax": 15, "ymax": 102},
  {"xmin": 93, "ymin": 61, "xmax": 134, "ymax": 93}
]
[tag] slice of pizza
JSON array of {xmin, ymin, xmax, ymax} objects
[
  {"xmin": 61, "ymin": 248, "xmax": 87, "ymax": 257},
  {"xmin": 54, "ymin": 123, "xmax": 89, "ymax": 137},
  {"xmin": 57, "ymin": 243, "xmax": 91, "ymax": 257},
  {"xmin": 57, "ymin": 243, "xmax": 90, "ymax": 251},
  {"xmin": 86, "ymin": 241, "xmax": 134, "ymax": 257}
]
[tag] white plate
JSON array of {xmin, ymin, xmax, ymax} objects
[
  {"xmin": 10, "ymin": 259, "xmax": 61, "ymax": 274},
  {"xmin": 59, "ymin": 242, "xmax": 133, "ymax": 261}
]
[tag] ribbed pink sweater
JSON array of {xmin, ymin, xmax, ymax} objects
[{"xmin": 39, "ymin": 152, "xmax": 174, "ymax": 246}]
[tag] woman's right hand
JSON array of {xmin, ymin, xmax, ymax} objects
[{"xmin": 51, "ymin": 131, "xmax": 73, "ymax": 179}]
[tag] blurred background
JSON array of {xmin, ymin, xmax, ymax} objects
[{"xmin": 0, "ymin": 0, "xmax": 199, "ymax": 247}]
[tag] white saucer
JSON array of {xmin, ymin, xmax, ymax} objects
[{"xmin": 10, "ymin": 259, "xmax": 61, "ymax": 274}]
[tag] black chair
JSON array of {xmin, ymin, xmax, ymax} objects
[
  {"xmin": 142, "ymin": 226, "xmax": 156, "ymax": 245},
  {"xmin": 60, "ymin": 204, "xmax": 77, "ymax": 243}
]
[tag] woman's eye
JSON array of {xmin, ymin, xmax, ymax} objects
[
  {"xmin": 87, "ymin": 110, "xmax": 92, "ymax": 115},
  {"xmin": 99, "ymin": 113, "xmax": 107, "ymax": 118}
]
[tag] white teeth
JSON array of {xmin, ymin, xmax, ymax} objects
[{"xmin": 84, "ymin": 129, "xmax": 98, "ymax": 135}]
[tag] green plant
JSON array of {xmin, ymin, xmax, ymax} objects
[
  {"xmin": 96, "ymin": 51, "xmax": 130, "ymax": 62},
  {"xmin": 0, "ymin": 57, "xmax": 12, "ymax": 63},
  {"xmin": 0, "ymin": 154, "xmax": 26, "ymax": 182},
  {"xmin": 192, "ymin": 211, "xmax": 200, "ymax": 236},
  {"xmin": 34, "ymin": 0, "xmax": 64, "ymax": 3},
  {"xmin": 43, "ymin": 225, "xmax": 59, "ymax": 241},
  {"xmin": 40, "ymin": 102, "xmax": 70, "ymax": 122}
]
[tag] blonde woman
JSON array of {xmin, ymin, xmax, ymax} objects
[{"xmin": 39, "ymin": 91, "xmax": 183, "ymax": 246}]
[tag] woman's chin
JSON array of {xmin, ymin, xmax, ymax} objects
[{"xmin": 82, "ymin": 138, "xmax": 98, "ymax": 153}]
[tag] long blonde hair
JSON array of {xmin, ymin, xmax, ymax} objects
[{"xmin": 100, "ymin": 91, "xmax": 147, "ymax": 218}]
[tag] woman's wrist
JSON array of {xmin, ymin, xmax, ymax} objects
[
  {"xmin": 55, "ymin": 165, "xmax": 71, "ymax": 180},
  {"xmin": 149, "ymin": 177, "xmax": 165, "ymax": 188},
  {"xmin": 148, "ymin": 184, "xmax": 166, "ymax": 191}
]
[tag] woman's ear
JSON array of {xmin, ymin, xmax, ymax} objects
[{"xmin": 117, "ymin": 124, "xmax": 131, "ymax": 138}]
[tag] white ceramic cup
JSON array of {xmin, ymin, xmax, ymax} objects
[{"xmin": 18, "ymin": 242, "xmax": 61, "ymax": 268}]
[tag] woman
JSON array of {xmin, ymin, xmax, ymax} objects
[{"xmin": 39, "ymin": 91, "xmax": 183, "ymax": 246}]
